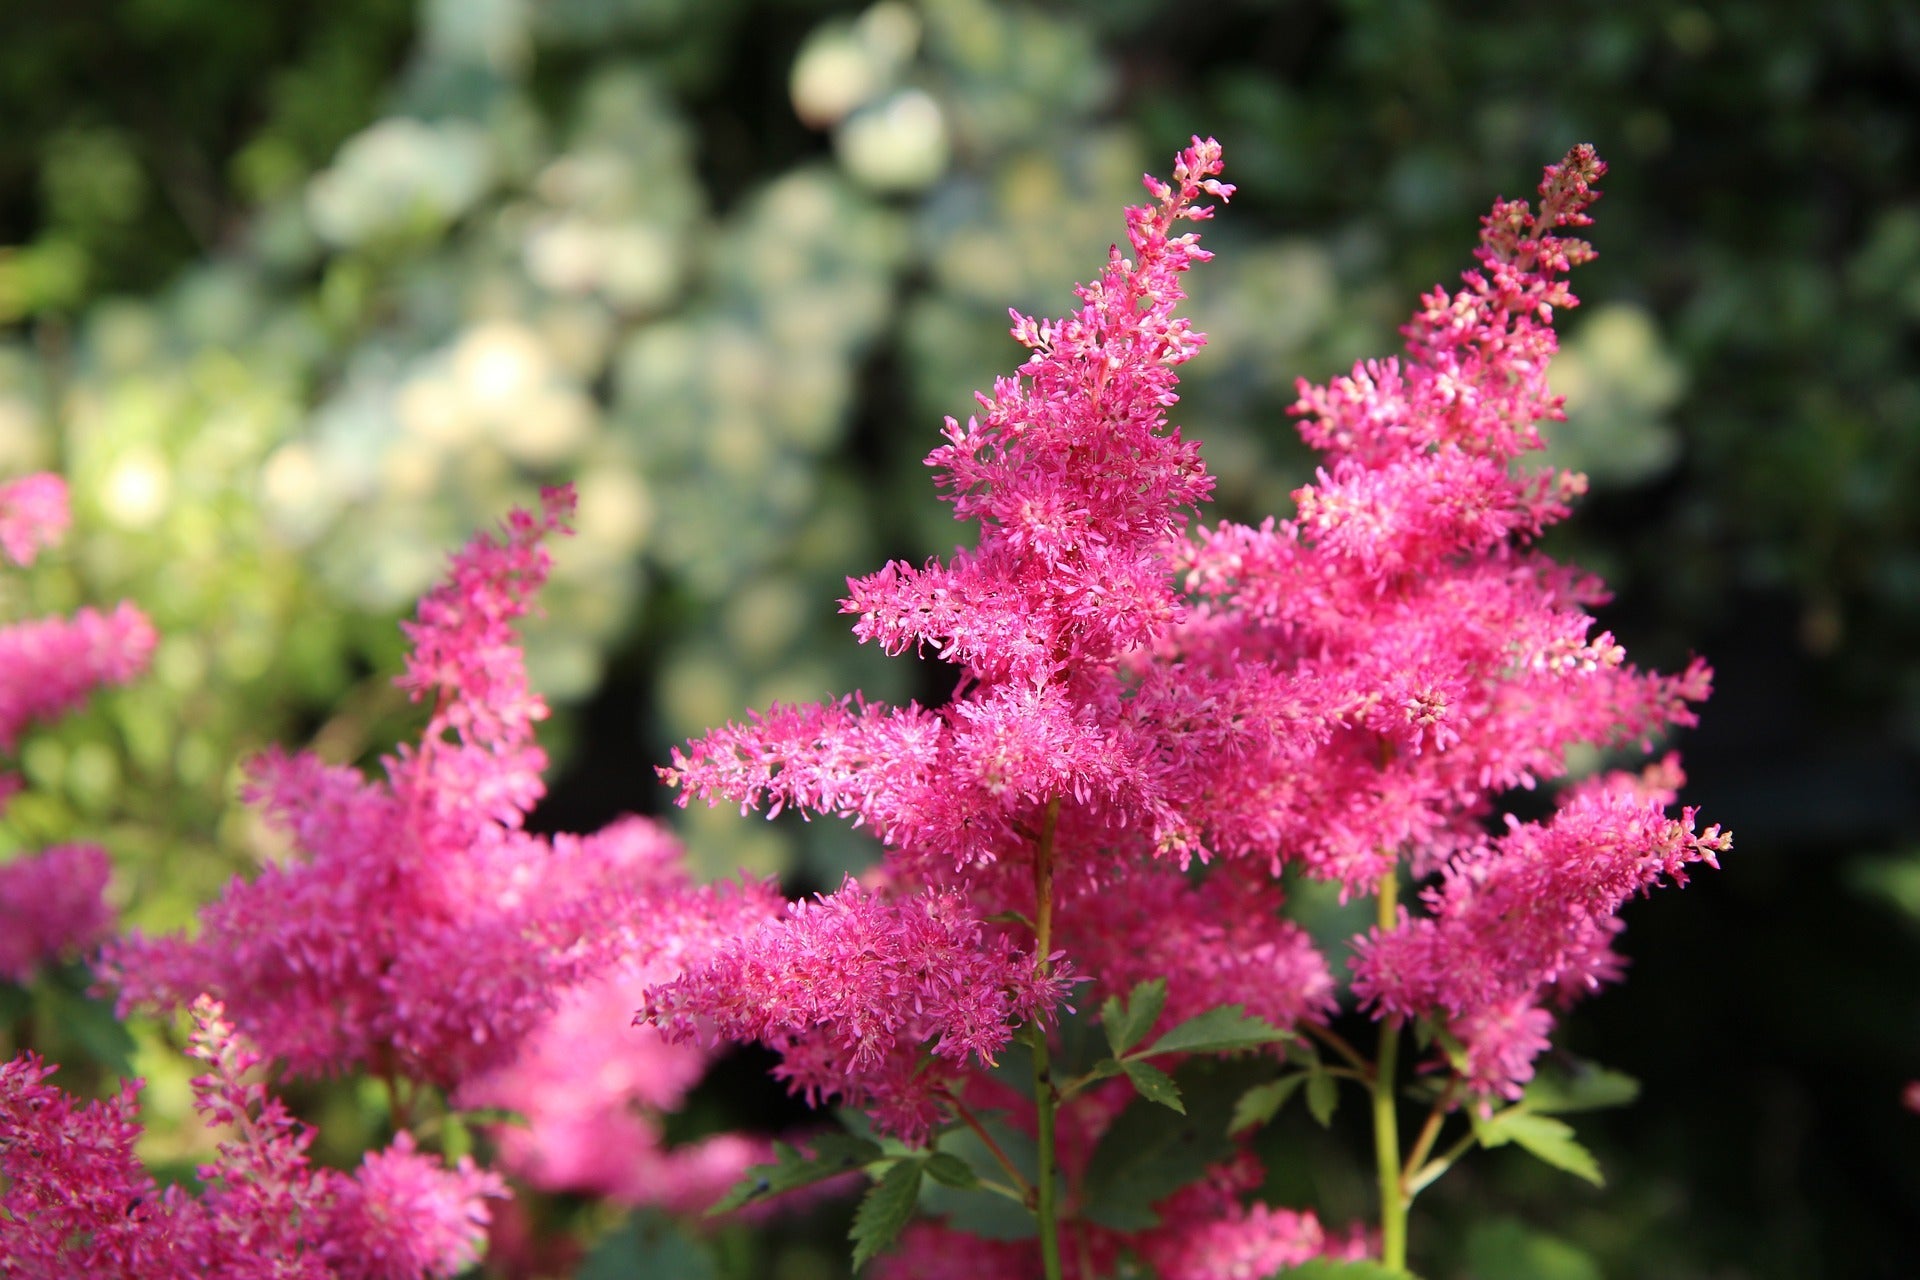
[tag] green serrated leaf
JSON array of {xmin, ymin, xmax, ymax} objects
[
  {"xmin": 1122, "ymin": 1059, "xmax": 1185, "ymax": 1112},
  {"xmin": 1305, "ymin": 1068, "xmax": 1339, "ymax": 1127},
  {"xmin": 1522, "ymin": 1063, "xmax": 1640, "ymax": 1115},
  {"xmin": 713, "ymin": 1132, "xmax": 883, "ymax": 1213},
  {"xmin": 1136, "ymin": 1003, "xmax": 1289, "ymax": 1059},
  {"xmin": 1475, "ymin": 1111, "xmax": 1604, "ymax": 1186},
  {"xmin": 1103, "ymin": 978, "xmax": 1169, "ymax": 1057},
  {"xmin": 850, "ymin": 1157, "xmax": 924, "ymax": 1270},
  {"xmin": 922, "ymin": 1151, "xmax": 979, "ymax": 1189},
  {"xmin": 1230, "ymin": 1074, "xmax": 1306, "ymax": 1135}
]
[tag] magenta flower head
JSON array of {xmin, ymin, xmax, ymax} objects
[
  {"xmin": 663, "ymin": 138, "xmax": 1237, "ymax": 874},
  {"xmin": 105, "ymin": 487, "xmax": 704, "ymax": 1088},
  {"xmin": 647, "ymin": 877, "xmax": 1074, "ymax": 1142},
  {"xmin": 0, "ymin": 843, "xmax": 116, "ymax": 984},
  {"xmin": 455, "ymin": 817, "xmax": 787, "ymax": 1210},
  {"xmin": 650, "ymin": 140, "xmax": 1256, "ymax": 1140},
  {"xmin": 0, "ymin": 472, "xmax": 69, "ymax": 567},
  {"xmin": 657, "ymin": 139, "xmax": 1724, "ymax": 1156},
  {"xmin": 0, "ymin": 471, "xmax": 156, "ymax": 772},
  {"xmin": 0, "ymin": 995, "xmax": 504, "ymax": 1278}
]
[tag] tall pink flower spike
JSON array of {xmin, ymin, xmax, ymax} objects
[
  {"xmin": 651, "ymin": 140, "xmax": 1723, "ymax": 1280},
  {"xmin": 107, "ymin": 488, "xmax": 782, "ymax": 1108}
]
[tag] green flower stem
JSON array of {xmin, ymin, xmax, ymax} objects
[
  {"xmin": 1032, "ymin": 795, "xmax": 1064, "ymax": 1280},
  {"xmin": 1407, "ymin": 1128, "xmax": 1481, "ymax": 1197},
  {"xmin": 1372, "ymin": 869, "xmax": 1409, "ymax": 1270}
]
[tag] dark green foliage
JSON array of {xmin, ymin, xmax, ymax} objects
[{"xmin": 1081, "ymin": 1058, "xmax": 1269, "ymax": 1230}]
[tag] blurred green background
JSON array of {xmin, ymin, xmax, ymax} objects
[{"xmin": 1, "ymin": 0, "xmax": 1915, "ymax": 1276}]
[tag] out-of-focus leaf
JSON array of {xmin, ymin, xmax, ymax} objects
[
  {"xmin": 1270, "ymin": 1261, "xmax": 1421, "ymax": 1279},
  {"xmin": 1463, "ymin": 1218, "xmax": 1604, "ymax": 1280},
  {"xmin": 1136, "ymin": 1003, "xmax": 1291, "ymax": 1058},
  {"xmin": 1081, "ymin": 1059, "xmax": 1258, "ymax": 1229},
  {"xmin": 1305, "ymin": 1067, "xmax": 1339, "ymax": 1128},
  {"xmin": 1523, "ymin": 1062, "xmax": 1641, "ymax": 1115},
  {"xmin": 922, "ymin": 1150, "xmax": 979, "ymax": 1189},
  {"xmin": 1474, "ymin": 1110, "xmax": 1604, "ymax": 1186},
  {"xmin": 1230, "ymin": 1073, "xmax": 1306, "ymax": 1135}
]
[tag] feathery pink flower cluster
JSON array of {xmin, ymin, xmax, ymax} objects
[
  {"xmin": 650, "ymin": 878, "xmax": 1073, "ymax": 1141},
  {"xmin": 0, "ymin": 600, "xmax": 155, "ymax": 759},
  {"xmin": 105, "ymin": 488, "xmax": 697, "ymax": 1088},
  {"xmin": 0, "ymin": 471, "xmax": 152, "ymax": 981},
  {"xmin": 458, "ymin": 816, "xmax": 785, "ymax": 1209},
  {"xmin": 1354, "ymin": 758, "xmax": 1727, "ymax": 1096},
  {"xmin": 656, "ymin": 138, "xmax": 1723, "ymax": 1280},
  {"xmin": 653, "ymin": 148, "xmax": 1286, "ymax": 1129},
  {"xmin": 0, "ymin": 472, "xmax": 155, "ymax": 769},
  {"xmin": 0, "ymin": 996, "xmax": 502, "ymax": 1279},
  {"xmin": 666, "ymin": 141, "xmax": 1234, "ymax": 872},
  {"xmin": 0, "ymin": 842, "xmax": 115, "ymax": 984},
  {"xmin": 0, "ymin": 472, "xmax": 68, "ymax": 566}
]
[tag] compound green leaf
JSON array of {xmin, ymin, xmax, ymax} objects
[
  {"xmin": 850, "ymin": 1157, "xmax": 924, "ymax": 1271},
  {"xmin": 1137, "ymin": 1004, "xmax": 1290, "ymax": 1059}
]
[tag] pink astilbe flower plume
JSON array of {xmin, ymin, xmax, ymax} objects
[
  {"xmin": 647, "ymin": 878, "xmax": 1072, "ymax": 1142},
  {"xmin": 0, "ymin": 842, "xmax": 116, "ymax": 984},
  {"xmin": 456, "ymin": 818, "xmax": 787, "ymax": 1210},
  {"xmin": 0, "ymin": 600, "xmax": 156, "ymax": 758},
  {"xmin": 0, "ymin": 472, "xmax": 69, "ymax": 566},
  {"xmin": 665, "ymin": 139, "xmax": 1240, "ymax": 874},
  {"xmin": 1353, "ymin": 758, "xmax": 1730, "ymax": 1097},
  {"xmin": 0, "ymin": 471, "xmax": 155, "ymax": 772},
  {"xmin": 0, "ymin": 996, "xmax": 504, "ymax": 1279},
  {"xmin": 654, "ymin": 139, "xmax": 1726, "ymax": 1268},
  {"xmin": 105, "ymin": 488, "xmax": 720, "ymax": 1090}
]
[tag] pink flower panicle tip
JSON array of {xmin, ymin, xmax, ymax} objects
[{"xmin": 0, "ymin": 472, "xmax": 69, "ymax": 566}]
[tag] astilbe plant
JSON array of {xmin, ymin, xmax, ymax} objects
[
  {"xmin": 96, "ymin": 485, "xmax": 788, "ymax": 1255},
  {"xmin": 0, "ymin": 472, "xmax": 153, "ymax": 981},
  {"xmin": 0, "ymin": 995, "xmax": 502, "ymax": 1278},
  {"xmin": 647, "ymin": 139, "xmax": 1727, "ymax": 1277}
]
